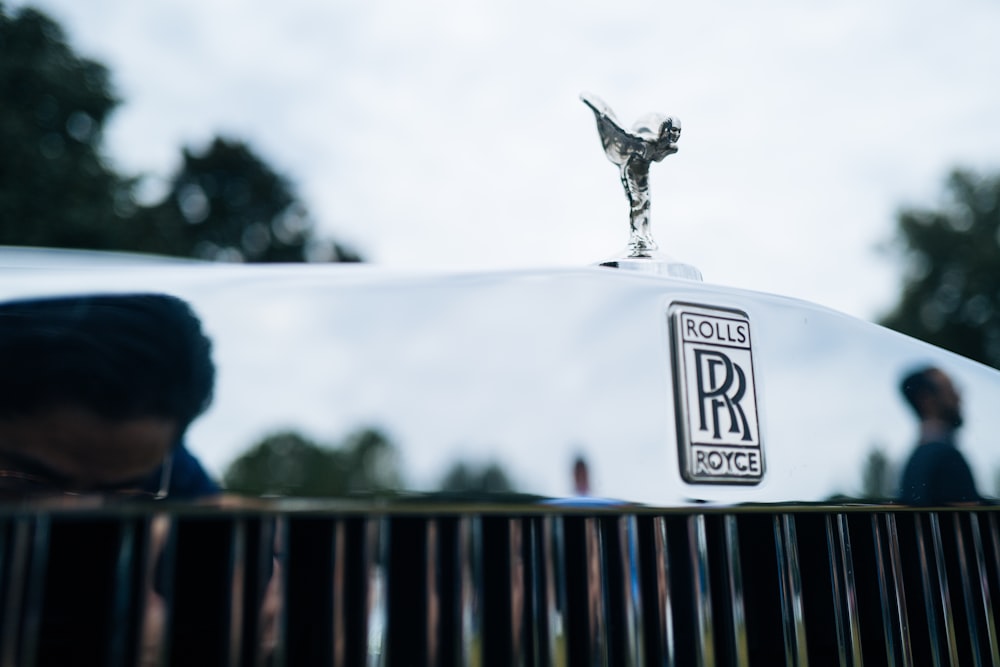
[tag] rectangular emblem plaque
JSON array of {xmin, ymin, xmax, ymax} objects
[{"xmin": 669, "ymin": 303, "xmax": 764, "ymax": 484}]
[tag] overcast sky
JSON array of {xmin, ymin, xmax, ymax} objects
[{"xmin": 12, "ymin": 0, "xmax": 1000, "ymax": 321}]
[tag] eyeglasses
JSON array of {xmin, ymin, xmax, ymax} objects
[{"xmin": 0, "ymin": 452, "xmax": 174, "ymax": 501}]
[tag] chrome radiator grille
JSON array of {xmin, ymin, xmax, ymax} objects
[{"xmin": 0, "ymin": 507, "xmax": 998, "ymax": 666}]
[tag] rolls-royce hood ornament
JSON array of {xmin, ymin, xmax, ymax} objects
[{"xmin": 582, "ymin": 93, "xmax": 702, "ymax": 280}]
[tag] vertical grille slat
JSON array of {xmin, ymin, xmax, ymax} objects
[
  {"xmin": 165, "ymin": 516, "xmax": 238, "ymax": 665},
  {"xmin": 228, "ymin": 518, "xmax": 247, "ymax": 667},
  {"xmin": 365, "ymin": 517, "xmax": 389, "ymax": 667},
  {"xmin": 735, "ymin": 513, "xmax": 785, "ymax": 664},
  {"xmin": 871, "ymin": 514, "xmax": 900, "ymax": 665},
  {"xmin": 616, "ymin": 515, "xmax": 644, "ymax": 667},
  {"xmin": 535, "ymin": 515, "xmax": 565, "ymax": 667},
  {"xmin": 846, "ymin": 510, "xmax": 902, "ymax": 663},
  {"xmin": 929, "ymin": 512, "xmax": 964, "ymax": 666},
  {"xmin": 910, "ymin": 512, "xmax": 945, "ymax": 667},
  {"xmin": 774, "ymin": 514, "xmax": 808, "ymax": 666},
  {"xmin": 971, "ymin": 512, "xmax": 1000, "ymax": 665},
  {"xmin": 689, "ymin": 514, "xmax": 714, "ymax": 667},
  {"xmin": 824, "ymin": 514, "xmax": 863, "ymax": 667},
  {"xmin": 953, "ymin": 512, "xmax": 991, "ymax": 666},
  {"xmin": 284, "ymin": 517, "xmax": 338, "ymax": 665},
  {"xmin": 458, "ymin": 516, "xmax": 484, "ymax": 667},
  {"xmin": 386, "ymin": 516, "xmax": 436, "ymax": 667},
  {"xmin": 797, "ymin": 513, "xmax": 852, "ymax": 666},
  {"xmin": 637, "ymin": 515, "xmax": 675, "ymax": 667},
  {"xmin": 871, "ymin": 512, "xmax": 914, "ymax": 666},
  {"xmin": 722, "ymin": 515, "xmax": 749, "ymax": 667},
  {"xmin": 1, "ymin": 517, "xmax": 50, "ymax": 667}
]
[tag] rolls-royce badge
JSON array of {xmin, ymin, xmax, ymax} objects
[{"xmin": 669, "ymin": 303, "xmax": 764, "ymax": 484}]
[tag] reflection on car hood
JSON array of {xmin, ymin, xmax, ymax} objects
[{"xmin": 2, "ymin": 262, "xmax": 997, "ymax": 507}]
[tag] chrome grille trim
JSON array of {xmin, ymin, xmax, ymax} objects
[
  {"xmin": 0, "ymin": 507, "xmax": 999, "ymax": 665},
  {"xmin": 457, "ymin": 516, "xmax": 482, "ymax": 667},
  {"xmin": 722, "ymin": 515, "xmax": 748, "ymax": 666},
  {"xmin": 914, "ymin": 513, "xmax": 945, "ymax": 667},
  {"xmin": 689, "ymin": 514, "xmax": 714, "ymax": 667},
  {"xmin": 617, "ymin": 516, "xmax": 644, "ymax": 666},
  {"xmin": 930, "ymin": 512, "xmax": 962, "ymax": 665},
  {"xmin": 974, "ymin": 513, "xmax": 1000, "ymax": 665},
  {"xmin": 774, "ymin": 515, "xmax": 808, "ymax": 666},
  {"xmin": 953, "ymin": 512, "xmax": 994, "ymax": 666},
  {"xmin": 871, "ymin": 513, "xmax": 911, "ymax": 666},
  {"xmin": 825, "ymin": 514, "xmax": 861, "ymax": 667},
  {"xmin": 651, "ymin": 516, "xmax": 676, "ymax": 667}
]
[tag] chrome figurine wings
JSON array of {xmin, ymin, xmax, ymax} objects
[
  {"xmin": 582, "ymin": 93, "xmax": 685, "ymax": 268},
  {"xmin": 581, "ymin": 93, "xmax": 681, "ymax": 167}
]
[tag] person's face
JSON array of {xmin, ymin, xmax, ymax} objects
[
  {"xmin": 0, "ymin": 406, "xmax": 176, "ymax": 495},
  {"xmin": 928, "ymin": 369, "xmax": 963, "ymax": 428}
]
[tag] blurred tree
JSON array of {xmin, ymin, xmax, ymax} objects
[
  {"xmin": 132, "ymin": 137, "xmax": 362, "ymax": 262},
  {"xmin": 222, "ymin": 427, "xmax": 400, "ymax": 497},
  {"xmin": 0, "ymin": 5, "xmax": 361, "ymax": 262},
  {"xmin": 860, "ymin": 447, "xmax": 894, "ymax": 500},
  {"xmin": 881, "ymin": 170, "xmax": 1000, "ymax": 368},
  {"xmin": 222, "ymin": 430, "xmax": 339, "ymax": 497},
  {"xmin": 439, "ymin": 460, "xmax": 516, "ymax": 494},
  {"xmin": 0, "ymin": 5, "xmax": 130, "ymax": 248},
  {"xmin": 339, "ymin": 427, "xmax": 403, "ymax": 493}
]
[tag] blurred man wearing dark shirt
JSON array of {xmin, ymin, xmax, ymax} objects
[
  {"xmin": 898, "ymin": 365, "xmax": 980, "ymax": 506},
  {"xmin": 0, "ymin": 293, "xmax": 219, "ymax": 499}
]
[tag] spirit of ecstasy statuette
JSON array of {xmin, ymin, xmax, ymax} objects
[{"xmin": 582, "ymin": 93, "xmax": 702, "ymax": 280}]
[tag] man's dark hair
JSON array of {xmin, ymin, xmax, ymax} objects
[
  {"xmin": 900, "ymin": 365, "xmax": 938, "ymax": 418},
  {"xmin": 0, "ymin": 293, "xmax": 215, "ymax": 435}
]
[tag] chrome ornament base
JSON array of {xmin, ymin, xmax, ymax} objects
[{"xmin": 599, "ymin": 250, "xmax": 703, "ymax": 280}]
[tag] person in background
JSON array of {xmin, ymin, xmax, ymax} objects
[
  {"xmin": 0, "ymin": 293, "xmax": 219, "ymax": 499},
  {"xmin": 572, "ymin": 454, "xmax": 591, "ymax": 496},
  {"xmin": 897, "ymin": 365, "xmax": 981, "ymax": 506}
]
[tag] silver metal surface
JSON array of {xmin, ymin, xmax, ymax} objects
[{"xmin": 3, "ymin": 263, "xmax": 1000, "ymax": 506}]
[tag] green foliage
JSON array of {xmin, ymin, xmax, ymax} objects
[
  {"xmin": 222, "ymin": 427, "xmax": 400, "ymax": 498},
  {"xmin": 860, "ymin": 447, "xmax": 894, "ymax": 500},
  {"xmin": 0, "ymin": 5, "xmax": 360, "ymax": 263},
  {"xmin": 881, "ymin": 170, "xmax": 1000, "ymax": 368},
  {"xmin": 438, "ymin": 460, "xmax": 516, "ymax": 494},
  {"xmin": 0, "ymin": 5, "xmax": 127, "ymax": 248},
  {"xmin": 133, "ymin": 137, "xmax": 361, "ymax": 263}
]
